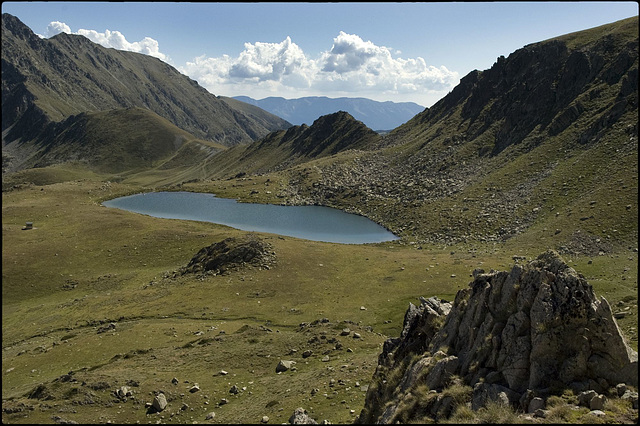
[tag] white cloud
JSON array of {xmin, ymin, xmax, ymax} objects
[
  {"xmin": 179, "ymin": 32, "xmax": 459, "ymax": 106},
  {"xmin": 41, "ymin": 22, "xmax": 457, "ymax": 105},
  {"xmin": 45, "ymin": 21, "xmax": 71, "ymax": 37},
  {"xmin": 44, "ymin": 21, "xmax": 169, "ymax": 62}
]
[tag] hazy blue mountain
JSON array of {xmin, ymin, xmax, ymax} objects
[{"xmin": 231, "ymin": 96, "xmax": 425, "ymax": 131}]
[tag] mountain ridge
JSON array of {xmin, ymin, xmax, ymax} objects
[
  {"xmin": 1, "ymin": 13, "xmax": 291, "ymax": 172},
  {"xmin": 231, "ymin": 95, "xmax": 425, "ymax": 131}
]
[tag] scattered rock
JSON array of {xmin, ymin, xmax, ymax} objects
[
  {"xmin": 189, "ymin": 384, "xmax": 200, "ymax": 393},
  {"xmin": 276, "ymin": 360, "xmax": 296, "ymax": 373},
  {"xmin": 205, "ymin": 411, "xmax": 216, "ymax": 420},
  {"xmin": 152, "ymin": 393, "xmax": 167, "ymax": 412},
  {"xmin": 115, "ymin": 386, "xmax": 132, "ymax": 400},
  {"xmin": 302, "ymin": 350, "xmax": 313, "ymax": 358},
  {"xmin": 528, "ymin": 397, "xmax": 544, "ymax": 413},
  {"xmin": 590, "ymin": 394, "xmax": 607, "ymax": 411},
  {"xmin": 261, "ymin": 415, "xmax": 269, "ymax": 423},
  {"xmin": 288, "ymin": 407, "xmax": 318, "ymax": 424},
  {"xmin": 229, "ymin": 385, "xmax": 239, "ymax": 394}
]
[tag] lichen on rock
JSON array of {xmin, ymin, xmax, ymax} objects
[
  {"xmin": 179, "ymin": 234, "xmax": 276, "ymax": 276},
  {"xmin": 357, "ymin": 250, "xmax": 638, "ymax": 424}
]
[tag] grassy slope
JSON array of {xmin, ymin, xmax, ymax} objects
[
  {"xmin": 2, "ymin": 17, "xmax": 637, "ymax": 425},
  {"xmin": 2, "ymin": 175, "xmax": 636, "ymax": 424}
]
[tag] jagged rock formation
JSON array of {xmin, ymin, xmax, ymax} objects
[
  {"xmin": 357, "ymin": 250, "xmax": 638, "ymax": 423},
  {"xmin": 180, "ymin": 235, "xmax": 276, "ymax": 276}
]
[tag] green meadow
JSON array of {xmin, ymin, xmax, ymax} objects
[{"xmin": 2, "ymin": 168, "xmax": 636, "ymax": 424}]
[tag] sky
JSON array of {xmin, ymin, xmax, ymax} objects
[{"xmin": 2, "ymin": 2, "xmax": 638, "ymax": 107}]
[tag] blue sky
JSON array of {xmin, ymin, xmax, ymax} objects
[{"xmin": 2, "ymin": 2, "xmax": 638, "ymax": 107}]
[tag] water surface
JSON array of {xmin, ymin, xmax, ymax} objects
[{"xmin": 102, "ymin": 191, "xmax": 399, "ymax": 244}]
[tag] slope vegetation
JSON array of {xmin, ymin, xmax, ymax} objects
[
  {"xmin": 1, "ymin": 13, "xmax": 290, "ymax": 172},
  {"xmin": 200, "ymin": 111, "xmax": 382, "ymax": 179},
  {"xmin": 221, "ymin": 16, "xmax": 637, "ymax": 251}
]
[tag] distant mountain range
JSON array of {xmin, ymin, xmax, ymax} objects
[{"xmin": 230, "ymin": 96, "xmax": 425, "ymax": 131}]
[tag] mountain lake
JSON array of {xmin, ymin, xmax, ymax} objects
[{"xmin": 102, "ymin": 191, "xmax": 399, "ymax": 244}]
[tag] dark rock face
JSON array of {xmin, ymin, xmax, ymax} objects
[
  {"xmin": 358, "ymin": 250, "xmax": 638, "ymax": 423},
  {"xmin": 181, "ymin": 235, "xmax": 276, "ymax": 275}
]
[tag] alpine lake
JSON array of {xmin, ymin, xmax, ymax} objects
[{"xmin": 102, "ymin": 191, "xmax": 399, "ymax": 244}]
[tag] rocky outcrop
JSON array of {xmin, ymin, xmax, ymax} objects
[
  {"xmin": 358, "ymin": 250, "xmax": 638, "ymax": 423},
  {"xmin": 180, "ymin": 235, "xmax": 276, "ymax": 276}
]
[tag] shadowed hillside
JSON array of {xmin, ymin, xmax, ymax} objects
[
  {"xmin": 1, "ymin": 13, "xmax": 290, "ymax": 173},
  {"xmin": 199, "ymin": 111, "xmax": 382, "ymax": 179}
]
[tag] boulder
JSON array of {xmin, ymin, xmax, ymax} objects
[
  {"xmin": 152, "ymin": 393, "xmax": 167, "ymax": 412},
  {"xmin": 590, "ymin": 394, "xmax": 607, "ymax": 411},
  {"xmin": 288, "ymin": 407, "xmax": 318, "ymax": 424},
  {"xmin": 357, "ymin": 251, "xmax": 639, "ymax": 424},
  {"xmin": 181, "ymin": 235, "xmax": 276, "ymax": 275},
  {"xmin": 276, "ymin": 360, "xmax": 296, "ymax": 373}
]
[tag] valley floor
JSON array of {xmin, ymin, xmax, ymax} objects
[{"xmin": 2, "ymin": 177, "xmax": 637, "ymax": 424}]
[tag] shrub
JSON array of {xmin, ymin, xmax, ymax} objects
[{"xmin": 475, "ymin": 400, "xmax": 521, "ymax": 424}]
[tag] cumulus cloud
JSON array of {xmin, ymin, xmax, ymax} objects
[
  {"xmin": 44, "ymin": 21, "xmax": 169, "ymax": 62},
  {"xmin": 45, "ymin": 21, "xmax": 71, "ymax": 37},
  {"xmin": 180, "ymin": 32, "xmax": 459, "ymax": 106}
]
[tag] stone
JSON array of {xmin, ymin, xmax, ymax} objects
[
  {"xmin": 115, "ymin": 386, "xmax": 132, "ymax": 399},
  {"xmin": 152, "ymin": 393, "xmax": 167, "ymax": 412},
  {"xmin": 358, "ymin": 251, "xmax": 639, "ymax": 424},
  {"xmin": 261, "ymin": 415, "xmax": 269, "ymax": 423},
  {"xmin": 533, "ymin": 409, "xmax": 547, "ymax": 418},
  {"xmin": 229, "ymin": 385, "xmax": 239, "ymax": 394},
  {"xmin": 616, "ymin": 383, "xmax": 627, "ymax": 397},
  {"xmin": 578, "ymin": 390, "xmax": 597, "ymax": 407},
  {"xmin": 288, "ymin": 407, "xmax": 318, "ymax": 424},
  {"xmin": 276, "ymin": 360, "xmax": 296, "ymax": 373},
  {"xmin": 322, "ymin": 355, "xmax": 330, "ymax": 362},
  {"xmin": 340, "ymin": 328, "xmax": 351, "ymax": 336},
  {"xmin": 205, "ymin": 411, "xmax": 215, "ymax": 420},
  {"xmin": 181, "ymin": 236, "xmax": 276, "ymax": 275},
  {"xmin": 621, "ymin": 390, "xmax": 638, "ymax": 409},
  {"xmin": 189, "ymin": 384, "xmax": 200, "ymax": 393},
  {"xmin": 302, "ymin": 350, "xmax": 313, "ymax": 358},
  {"xmin": 589, "ymin": 394, "xmax": 606, "ymax": 411},
  {"xmin": 528, "ymin": 397, "xmax": 544, "ymax": 413},
  {"xmin": 471, "ymin": 383, "xmax": 519, "ymax": 410},
  {"xmin": 171, "ymin": 377, "xmax": 179, "ymax": 385}
]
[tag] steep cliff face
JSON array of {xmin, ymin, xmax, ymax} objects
[
  {"xmin": 1, "ymin": 13, "xmax": 290, "ymax": 155},
  {"xmin": 358, "ymin": 251, "xmax": 638, "ymax": 423}
]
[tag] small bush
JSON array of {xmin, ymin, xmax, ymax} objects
[
  {"xmin": 475, "ymin": 400, "xmax": 520, "ymax": 424},
  {"xmin": 447, "ymin": 404, "xmax": 475, "ymax": 423},
  {"xmin": 546, "ymin": 403, "xmax": 573, "ymax": 422}
]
